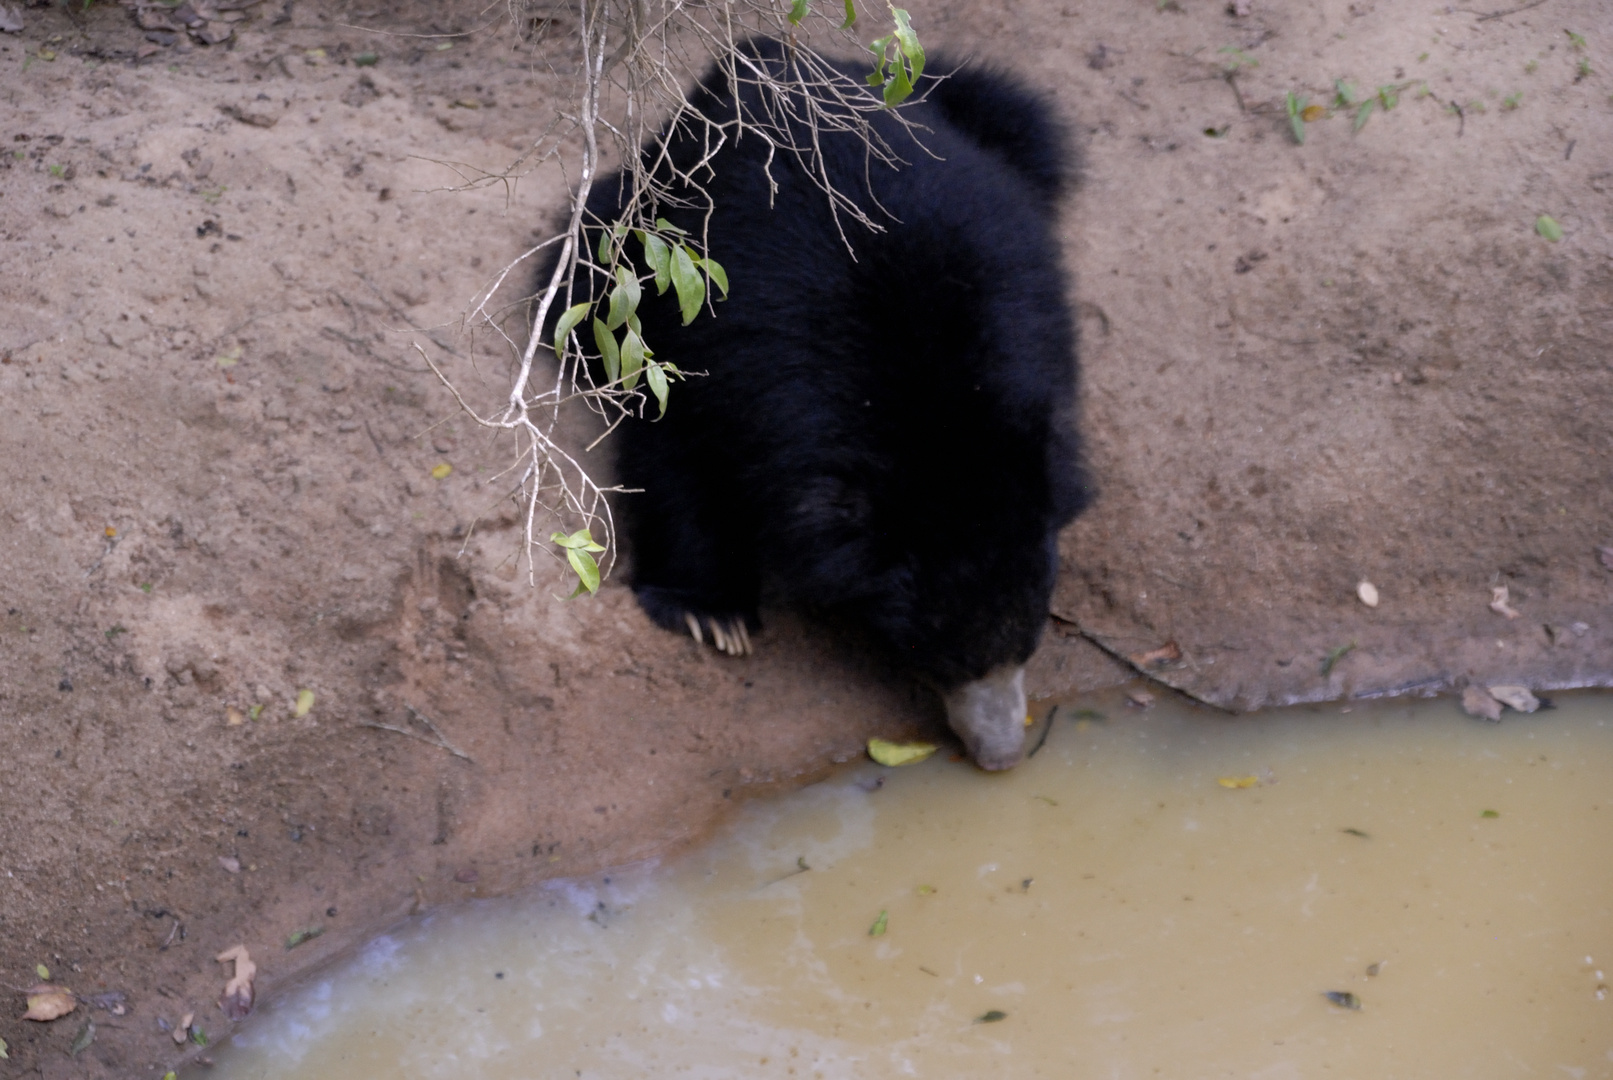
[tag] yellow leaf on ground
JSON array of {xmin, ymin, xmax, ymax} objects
[
  {"xmin": 22, "ymin": 985, "xmax": 76, "ymax": 1022},
  {"xmin": 1217, "ymin": 775, "xmax": 1260, "ymax": 789},
  {"xmin": 431, "ymin": 463, "xmax": 452, "ymax": 480},
  {"xmin": 293, "ymin": 689, "xmax": 315, "ymax": 718},
  {"xmin": 1301, "ymin": 104, "xmax": 1327, "ymax": 121},
  {"xmin": 868, "ymin": 738, "xmax": 937, "ymax": 767}
]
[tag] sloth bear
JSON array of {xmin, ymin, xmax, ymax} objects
[{"xmin": 552, "ymin": 40, "xmax": 1085, "ymax": 770}]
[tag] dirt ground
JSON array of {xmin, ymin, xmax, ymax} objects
[{"xmin": 0, "ymin": 0, "xmax": 1607, "ymax": 1074}]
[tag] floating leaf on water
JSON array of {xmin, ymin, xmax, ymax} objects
[
  {"xmin": 430, "ymin": 463, "xmax": 452, "ymax": 480},
  {"xmin": 868, "ymin": 738, "xmax": 936, "ymax": 767},
  {"xmin": 975, "ymin": 1010, "xmax": 1008, "ymax": 1023},
  {"xmin": 1535, "ymin": 214, "xmax": 1562, "ymax": 242},
  {"xmin": 868, "ymin": 910, "xmax": 888, "ymax": 937},
  {"xmin": 1033, "ymin": 794, "xmax": 1060, "ymax": 806},
  {"xmin": 1070, "ymin": 708, "xmax": 1106, "ymax": 721},
  {"xmin": 1218, "ymin": 775, "xmax": 1260, "ymax": 789},
  {"xmin": 1357, "ymin": 581, "xmax": 1379, "ymax": 607},
  {"xmin": 22, "ymin": 985, "xmax": 75, "ymax": 1022},
  {"xmin": 916, "ymin": 884, "xmax": 936, "ymax": 895},
  {"xmin": 293, "ymin": 688, "xmax": 315, "ymax": 718},
  {"xmin": 1481, "ymin": 809, "xmax": 1500, "ymax": 818},
  {"xmin": 1342, "ymin": 827, "xmax": 1370, "ymax": 838},
  {"xmin": 1461, "ymin": 685, "xmax": 1503, "ymax": 722},
  {"xmin": 1365, "ymin": 961, "xmax": 1384, "ymax": 977},
  {"xmin": 1323, "ymin": 990, "xmax": 1361, "ymax": 1010}
]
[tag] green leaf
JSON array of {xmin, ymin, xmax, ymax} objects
[
  {"xmin": 619, "ymin": 327, "xmax": 648, "ymax": 390},
  {"xmin": 640, "ymin": 231, "xmax": 672, "ymax": 294},
  {"xmin": 975, "ymin": 1010, "xmax": 1008, "ymax": 1024},
  {"xmin": 551, "ymin": 301, "xmax": 591, "ymax": 352},
  {"xmin": 1285, "ymin": 91, "xmax": 1307, "ymax": 144},
  {"xmin": 1535, "ymin": 214, "xmax": 1562, "ymax": 242},
  {"xmin": 0, "ymin": 1035, "xmax": 8, "ymax": 1060},
  {"xmin": 286, "ymin": 926, "xmax": 325, "ymax": 949},
  {"xmin": 35, "ymin": 963, "xmax": 49, "ymax": 980},
  {"xmin": 550, "ymin": 528, "xmax": 606, "ymax": 552},
  {"xmin": 606, "ymin": 266, "xmax": 641, "ymax": 330},
  {"xmin": 1480, "ymin": 808, "xmax": 1500, "ymax": 818},
  {"xmin": 1353, "ymin": 100, "xmax": 1374, "ymax": 132},
  {"xmin": 1320, "ymin": 641, "xmax": 1355, "ymax": 677},
  {"xmin": 788, "ymin": 0, "xmax": 809, "ymax": 23},
  {"xmin": 596, "ymin": 225, "xmax": 613, "ymax": 265},
  {"xmin": 868, "ymin": 737, "xmax": 937, "ymax": 766},
  {"xmin": 645, "ymin": 361, "xmax": 670, "ymax": 418},
  {"xmin": 699, "ymin": 256, "xmax": 729, "ymax": 299},
  {"xmin": 654, "ymin": 216, "xmax": 686, "ymax": 236},
  {"xmin": 1377, "ymin": 84, "xmax": 1399, "ymax": 110},
  {"xmin": 1333, "ymin": 79, "xmax": 1356, "ymax": 107},
  {"xmin": 867, "ymin": 5, "xmax": 924, "ymax": 106},
  {"xmin": 592, "ymin": 318, "xmax": 620, "ymax": 382},
  {"xmin": 868, "ymin": 909, "xmax": 888, "ymax": 936},
  {"xmin": 840, "ymin": 0, "xmax": 857, "ymax": 28},
  {"xmin": 670, "ymin": 244, "xmax": 705, "ymax": 325},
  {"xmin": 566, "ymin": 545, "xmax": 602, "ymax": 595},
  {"xmin": 70, "ymin": 1019, "xmax": 95, "ymax": 1058}
]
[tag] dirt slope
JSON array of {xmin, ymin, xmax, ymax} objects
[{"xmin": 0, "ymin": 0, "xmax": 1607, "ymax": 1075}]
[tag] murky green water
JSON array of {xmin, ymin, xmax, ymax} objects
[{"xmin": 205, "ymin": 690, "xmax": 1613, "ymax": 1079}]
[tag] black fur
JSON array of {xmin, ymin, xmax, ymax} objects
[{"xmin": 549, "ymin": 40, "xmax": 1087, "ymax": 691}]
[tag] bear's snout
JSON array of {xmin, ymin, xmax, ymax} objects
[{"xmin": 942, "ymin": 664, "xmax": 1029, "ymax": 771}]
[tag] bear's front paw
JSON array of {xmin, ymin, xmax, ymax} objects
[{"xmin": 684, "ymin": 611, "xmax": 753, "ymax": 657}]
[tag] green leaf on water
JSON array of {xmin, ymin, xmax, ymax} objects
[
  {"xmin": 1535, "ymin": 214, "xmax": 1562, "ymax": 242},
  {"xmin": 1481, "ymin": 809, "xmax": 1500, "ymax": 818},
  {"xmin": 1323, "ymin": 991, "xmax": 1361, "ymax": 1010},
  {"xmin": 975, "ymin": 1010, "xmax": 1007, "ymax": 1023},
  {"xmin": 592, "ymin": 318, "xmax": 620, "ymax": 383},
  {"xmin": 868, "ymin": 909, "xmax": 888, "ymax": 937}
]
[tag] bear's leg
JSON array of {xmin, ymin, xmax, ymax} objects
[{"xmin": 622, "ymin": 440, "xmax": 760, "ymax": 657}]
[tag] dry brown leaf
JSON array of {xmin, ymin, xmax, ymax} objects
[
  {"xmin": 1357, "ymin": 581, "xmax": 1379, "ymax": 608},
  {"xmin": 1128, "ymin": 641, "xmax": 1183, "ymax": 669},
  {"xmin": 22, "ymin": 985, "xmax": 76, "ymax": 1022},
  {"xmin": 216, "ymin": 945, "xmax": 256, "ymax": 1021},
  {"xmin": 226, "ymin": 706, "xmax": 246, "ymax": 726},
  {"xmin": 1489, "ymin": 585, "xmax": 1520, "ymax": 619},
  {"xmin": 1487, "ymin": 685, "xmax": 1540, "ymax": 714},
  {"xmin": 1461, "ymin": 685, "xmax": 1503, "ymax": 722},
  {"xmin": 218, "ymin": 855, "xmax": 241, "ymax": 874}
]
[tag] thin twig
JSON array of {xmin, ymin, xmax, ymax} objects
[
  {"xmin": 362, "ymin": 704, "xmax": 474, "ymax": 762},
  {"xmin": 1456, "ymin": 0, "xmax": 1550, "ymax": 21}
]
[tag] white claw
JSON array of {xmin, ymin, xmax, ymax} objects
[
  {"xmin": 711, "ymin": 621, "xmax": 730, "ymax": 654},
  {"xmin": 735, "ymin": 620, "xmax": 752, "ymax": 655},
  {"xmin": 685, "ymin": 612, "xmax": 703, "ymax": 646}
]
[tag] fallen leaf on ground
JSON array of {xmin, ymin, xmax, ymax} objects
[
  {"xmin": 431, "ymin": 463, "xmax": 452, "ymax": 479},
  {"xmin": 34, "ymin": 963, "xmax": 48, "ymax": 980},
  {"xmin": 1489, "ymin": 585, "xmax": 1520, "ymax": 619},
  {"xmin": 226, "ymin": 706, "xmax": 245, "ymax": 726},
  {"xmin": 868, "ymin": 910, "xmax": 888, "ymax": 937},
  {"xmin": 1357, "ymin": 580, "xmax": 1379, "ymax": 607},
  {"xmin": 1487, "ymin": 685, "xmax": 1540, "ymax": 714},
  {"xmin": 1323, "ymin": 990, "xmax": 1361, "ymax": 1010},
  {"xmin": 1535, "ymin": 214, "xmax": 1562, "ymax": 242},
  {"xmin": 1128, "ymin": 641, "xmax": 1182, "ymax": 669},
  {"xmin": 293, "ymin": 688, "xmax": 315, "ymax": 717},
  {"xmin": 69, "ymin": 1017, "xmax": 94, "ymax": 1057},
  {"xmin": 0, "ymin": 1034, "xmax": 7, "ymax": 1058},
  {"xmin": 23, "ymin": 985, "xmax": 76, "ymax": 1022},
  {"xmin": 867, "ymin": 738, "xmax": 936, "ymax": 767},
  {"xmin": 285, "ymin": 926, "xmax": 325, "ymax": 949},
  {"xmin": 1461, "ymin": 685, "xmax": 1503, "ymax": 722},
  {"xmin": 1320, "ymin": 641, "xmax": 1355, "ymax": 676},
  {"xmin": 1301, "ymin": 104, "xmax": 1328, "ymax": 121},
  {"xmin": 975, "ymin": 1009, "xmax": 1008, "ymax": 1023},
  {"xmin": 1217, "ymin": 775, "xmax": 1259, "ymax": 789},
  {"xmin": 218, "ymin": 856, "xmax": 241, "ymax": 874},
  {"xmin": 174, "ymin": 1011, "xmax": 194, "ymax": 1045},
  {"xmin": 1126, "ymin": 688, "xmax": 1155, "ymax": 708},
  {"xmin": 217, "ymin": 945, "xmax": 256, "ymax": 1021}
]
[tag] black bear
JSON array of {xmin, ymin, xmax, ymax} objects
[{"xmin": 550, "ymin": 39, "xmax": 1086, "ymax": 770}]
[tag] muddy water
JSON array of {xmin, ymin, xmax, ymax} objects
[{"xmin": 206, "ymin": 691, "xmax": 1613, "ymax": 1079}]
